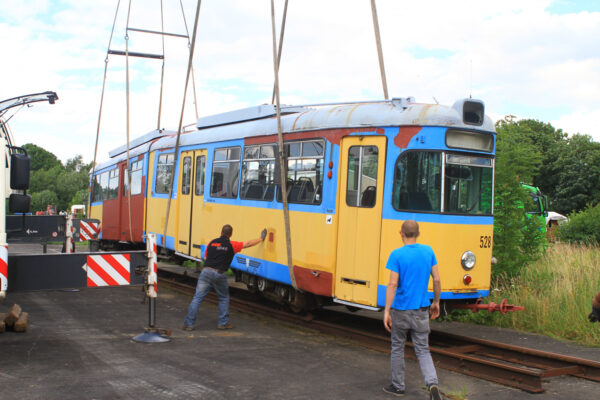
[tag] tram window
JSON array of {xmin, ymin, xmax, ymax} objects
[
  {"xmin": 195, "ymin": 156, "xmax": 206, "ymax": 196},
  {"xmin": 107, "ymin": 168, "xmax": 119, "ymax": 200},
  {"xmin": 124, "ymin": 161, "xmax": 143, "ymax": 196},
  {"xmin": 444, "ymin": 154, "xmax": 493, "ymax": 215},
  {"xmin": 99, "ymin": 172, "xmax": 109, "ymax": 201},
  {"xmin": 241, "ymin": 144, "xmax": 276, "ymax": 201},
  {"xmin": 155, "ymin": 153, "xmax": 174, "ymax": 194},
  {"xmin": 346, "ymin": 146, "xmax": 378, "ymax": 208},
  {"xmin": 130, "ymin": 161, "xmax": 143, "ymax": 196},
  {"xmin": 277, "ymin": 140, "xmax": 325, "ymax": 205},
  {"xmin": 210, "ymin": 147, "xmax": 240, "ymax": 198},
  {"xmin": 181, "ymin": 157, "xmax": 192, "ymax": 195},
  {"xmin": 393, "ymin": 152, "xmax": 442, "ymax": 212},
  {"xmin": 91, "ymin": 174, "xmax": 101, "ymax": 202}
]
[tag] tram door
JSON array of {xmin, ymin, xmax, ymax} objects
[
  {"xmin": 176, "ymin": 149, "xmax": 207, "ymax": 257},
  {"xmin": 176, "ymin": 152, "xmax": 194, "ymax": 254},
  {"xmin": 335, "ymin": 136, "xmax": 386, "ymax": 307},
  {"xmin": 189, "ymin": 151, "xmax": 206, "ymax": 259}
]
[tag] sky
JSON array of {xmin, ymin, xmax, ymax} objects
[{"xmin": 1, "ymin": 0, "xmax": 599, "ymax": 164}]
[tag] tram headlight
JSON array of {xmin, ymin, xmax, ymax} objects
[{"xmin": 461, "ymin": 251, "xmax": 476, "ymax": 270}]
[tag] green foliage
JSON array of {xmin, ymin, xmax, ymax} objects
[
  {"xmin": 456, "ymin": 244, "xmax": 600, "ymax": 347},
  {"xmin": 31, "ymin": 190, "xmax": 59, "ymax": 212},
  {"xmin": 23, "ymin": 143, "xmax": 61, "ymax": 171},
  {"xmin": 557, "ymin": 203, "xmax": 600, "ymax": 244},
  {"xmin": 552, "ymin": 134, "xmax": 600, "ymax": 214},
  {"xmin": 19, "ymin": 143, "xmax": 91, "ymax": 213},
  {"xmin": 493, "ymin": 119, "xmax": 546, "ymax": 276}
]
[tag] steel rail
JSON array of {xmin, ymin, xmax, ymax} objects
[{"xmin": 158, "ymin": 269, "xmax": 600, "ymax": 393}]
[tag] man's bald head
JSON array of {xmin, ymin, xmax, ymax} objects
[{"xmin": 401, "ymin": 220, "xmax": 419, "ymax": 238}]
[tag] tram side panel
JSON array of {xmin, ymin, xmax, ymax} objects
[
  {"xmin": 145, "ymin": 151, "xmax": 178, "ymax": 249},
  {"xmin": 118, "ymin": 155, "xmax": 147, "ymax": 243},
  {"xmin": 194, "ymin": 138, "xmax": 340, "ymax": 297}
]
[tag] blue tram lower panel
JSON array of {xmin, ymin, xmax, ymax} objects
[
  {"xmin": 230, "ymin": 255, "xmax": 292, "ymax": 286},
  {"xmin": 376, "ymin": 285, "xmax": 489, "ymax": 308}
]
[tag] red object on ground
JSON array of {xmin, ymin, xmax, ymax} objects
[{"xmin": 454, "ymin": 298, "xmax": 525, "ymax": 314}]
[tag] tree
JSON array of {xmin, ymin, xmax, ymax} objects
[
  {"xmin": 18, "ymin": 144, "xmax": 91, "ymax": 214},
  {"xmin": 552, "ymin": 134, "xmax": 600, "ymax": 214},
  {"xmin": 31, "ymin": 190, "xmax": 59, "ymax": 213},
  {"xmin": 22, "ymin": 143, "xmax": 61, "ymax": 171},
  {"xmin": 493, "ymin": 119, "xmax": 545, "ymax": 276}
]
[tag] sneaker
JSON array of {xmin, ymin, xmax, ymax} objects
[
  {"xmin": 382, "ymin": 384, "xmax": 404, "ymax": 397},
  {"xmin": 217, "ymin": 323, "xmax": 233, "ymax": 330},
  {"xmin": 181, "ymin": 325, "xmax": 194, "ymax": 331},
  {"xmin": 429, "ymin": 384, "xmax": 441, "ymax": 400}
]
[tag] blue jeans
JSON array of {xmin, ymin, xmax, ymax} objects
[
  {"xmin": 184, "ymin": 268, "xmax": 230, "ymax": 327},
  {"xmin": 390, "ymin": 308, "xmax": 438, "ymax": 391}
]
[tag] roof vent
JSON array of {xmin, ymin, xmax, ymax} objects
[{"xmin": 453, "ymin": 99, "xmax": 485, "ymax": 126}]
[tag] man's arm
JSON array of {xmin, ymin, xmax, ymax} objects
[
  {"xmin": 430, "ymin": 265, "xmax": 441, "ymax": 319},
  {"xmin": 242, "ymin": 238, "xmax": 262, "ymax": 248},
  {"xmin": 384, "ymin": 271, "xmax": 399, "ymax": 333},
  {"xmin": 242, "ymin": 229, "xmax": 268, "ymax": 249}
]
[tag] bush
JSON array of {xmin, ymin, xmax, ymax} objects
[
  {"xmin": 458, "ymin": 243, "xmax": 600, "ymax": 346},
  {"xmin": 557, "ymin": 203, "xmax": 600, "ymax": 244}
]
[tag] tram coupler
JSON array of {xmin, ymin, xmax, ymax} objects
[
  {"xmin": 454, "ymin": 298, "xmax": 525, "ymax": 314},
  {"xmin": 133, "ymin": 234, "xmax": 170, "ymax": 343}
]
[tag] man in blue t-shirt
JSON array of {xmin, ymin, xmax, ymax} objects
[{"xmin": 383, "ymin": 220, "xmax": 442, "ymax": 400}]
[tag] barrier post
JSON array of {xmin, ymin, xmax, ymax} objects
[
  {"xmin": 0, "ymin": 244, "xmax": 7, "ymax": 303},
  {"xmin": 65, "ymin": 214, "xmax": 74, "ymax": 253},
  {"xmin": 133, "ymin": 233, "xmax": 170, "ymax": 343}
]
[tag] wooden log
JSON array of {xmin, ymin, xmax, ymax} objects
[
  {"xmin": 5, "ymin": 304, "xmax": 22, "ymax": 327},
  {"xmin": 14, "ymin": 312, "xmax": 28, "ymax": 332}
]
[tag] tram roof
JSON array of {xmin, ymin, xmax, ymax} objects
[{"xmin": 96, "ymin": 97, "xmax": 495, "ymax": 172}]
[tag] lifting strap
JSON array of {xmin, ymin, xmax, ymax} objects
[
  {"xmin": 270, "ymin": 0, "xmax": 296, "ymax": 290},
  {"xmin": 90, "ymin": 0, "xmax": 122, "ymax": 218},
  {"xmin": 179, "ymin": 0, "xmax": 200, "ymax": 119},
  {"xmin": 161, "ymin": 0, "xmax": 203, "ymax": 247},
  {"xmin": 124, "ymin": 0, "xmax": 134, "ymax": 242},
  {"xmin": 370, "ymin": 0, "xmax": 389, "ymax": 100},
  {"xmin": 271, "ymin": 0, "xmax": 289, "ymax": 105}
]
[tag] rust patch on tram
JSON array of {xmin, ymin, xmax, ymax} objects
[{"xmin": 394, "ymin": 126, "xmax": 422, "ymax": 148}]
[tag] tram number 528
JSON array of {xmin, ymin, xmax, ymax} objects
[{"xmin": 479, "ymin": 235, "xmax": 492, "ymax": 248}]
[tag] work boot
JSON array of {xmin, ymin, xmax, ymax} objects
[
  {"xmin": 217, "ymin": 323, "xmax": 233, "ymax": 330},
  {"xmin": 181, "ymin": 325, "xmax": 194, "ymax": 331},
  {"xmin": 382, "ymin": 384, "xmax": 404, "ymax": 396},
  {"xmin": 429, "ymin": 384, "xmax": 441, "ymax": 400}
]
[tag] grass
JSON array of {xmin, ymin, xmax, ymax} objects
[{"xmin": 460, "ymin": 243, "xmax": 600, "ymax": 346}]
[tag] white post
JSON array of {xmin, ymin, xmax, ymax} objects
[
  {"xmin": 146, "ymin": 233, "xmax": 157, "ymax": 299},
  {"xmin": 65, "ymin": 214, "xmax": 74, "ymax": 253}
]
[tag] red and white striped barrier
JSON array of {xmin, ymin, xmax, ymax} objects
[
  {"xmin": 146, "ymin": 234, "xmax": 157, "ymax": 298},
  {"xmin": 0, "ymin": 245, "xmax": 8, "ymax": 296},
  {"xmin": 80, "ymin": 220, "xmax": 100, "ymax": 241},
  {"xmin": 84, "ymin": 254, "xmax": 131, "ymax": 287}
]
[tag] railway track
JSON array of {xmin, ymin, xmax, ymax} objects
[{"xmin": 158, "ymin": 268, "xmax": 600, "ymax": 393}]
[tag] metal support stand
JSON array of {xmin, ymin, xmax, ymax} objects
[
  {"xmin": 132, "ymin": 297, "xmax": 171, "ymax": 343},
  {"xmin": 133, "ymin": 233, "xmax": 171, "ymax": 343}
]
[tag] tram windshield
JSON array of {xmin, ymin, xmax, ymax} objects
[
  {"xmin": 444, "ymin": 154, "xmax": 493, "ymax": 215},
  {"xmin": 392, "ymin": 151, "xmax": 493, "ymax": 215}
]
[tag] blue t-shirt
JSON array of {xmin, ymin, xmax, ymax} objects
[{"xmin": 385, "ymin": 243, "xmax": 437, "ymax": 311}]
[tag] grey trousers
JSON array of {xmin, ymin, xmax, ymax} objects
[{"xmin": 390, "ymin": 308, "xmax": 438, "ymax": 390}]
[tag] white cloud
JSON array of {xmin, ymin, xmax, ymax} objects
[{"xmin": 1, "ymin": 0, "xmax": 599, "ymax": 164}]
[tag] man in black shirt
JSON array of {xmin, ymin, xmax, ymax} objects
[{"xmin": 183, "ymin": 224, "xmax": 265, "ymax": 330}]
